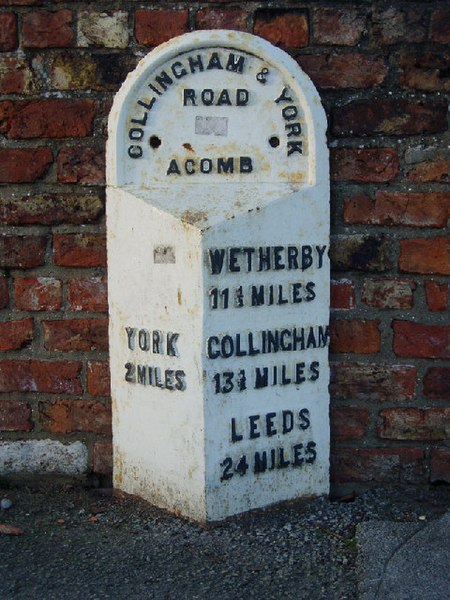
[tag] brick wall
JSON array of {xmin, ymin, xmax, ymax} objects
[{"xmin": 0, "ymin": 1, "xmax": 449, "ymax": 488}]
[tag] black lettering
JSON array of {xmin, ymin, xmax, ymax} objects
[
  {"xmin": 131, "ymin": 113, "xmax": 148, "ymax": 126},
  {"xmin": 282, "ymin": 105, "xmax": 298, "ymax": 121},
  {"xmin": 306, "ymin": 441, "xmax": 317, "ymax": 464},
  {"xmin": 302, "ymin": 245, "xmax": 313, "ymax": 270},
  {"xmin": 285, "ymin": 122, "xmax": 302, "ymax": 137},
  {"xmin": 220, "ymin": 457, "xmax": 233, "ymax": 481},
  {"xmin": 249, "ymin": 414, "xmax": 260, "ymax": 439},
  {"xmin": 318, "ymin": 325, "xmax": 330, "ymax": 347},
  {"xmin": 251, "ymin": 285, "xmax": 265, "ymax": 306},
  {"xmin": 293, "ymin": 444, "xmax": 304, "ymax": 467},
  {"xmin": 273, "ymin": 246, "xmax": 285, "ymax": 270},
  {"xmin": 155, "ymin": 70, "xmax": 173, "ymax": 91},
  {"xmin": 306, "ymin": 281, "xmax": 316, "ymax": 301},
  {"xmin": 254, "ymin": 451, "xmax": 267, "ymax": 474},
  {"xmin": 165, "ymin": 370, "xmax": 175, "ymax": 390},
  {"xmin": 137, "ymin": 365, "xmax": 147, "ymax": 385},
  {"xmin": 200, "ymin": 158, "xmax": 212, "ymax": 173},
  {"xmin": 316, "ymin": 245, "xmax": 327, "ymax": 269},
  {"xmin": 129, "ymin": 128, "xmax": 144, "ymax": 141},
  {"xmin": 207, "ymin": 336, "xmax": 220, "ymax": 359},
  {"xmin": 274, "ymin": 87, "xmax": 293, "ymax": 104},
  {"xmin": 188, "ymin": 55, "xmax": 204, "ymax": 73},
  {"xmin": 228, "ymin": 248, "xmax": 240, "ymax": 272},
  {"xmin": 309, "ymin": 361, "xmax": 319, "ymax": 381},
  {"xmin": 175, "ymin": 370, "xmax": 186, "ymax": 391},
  {"xmin": 128, "ymin": 145, "xmax": 142, "ymax": 159},
  {"xmin": 299, "ymin": 408, "xmax": 310, "ymax": 430},
  {"xmin": 209, "ymin": 249, "xmax": 226, "ymax": 274},
  {"xmin": 220, "ymin": 335, "xmax": 234, "ymax": 358},
  {"xmin": 282, "ymin": 410, "xmax": 294, "ymax": 434},
  {"xmin": 206, "ymin": 52, "xmax": 223, "ymax": 70},
  {"xmin": 240, "ymin": 156, "xmax": 253, "ymax": 173},
  {"xmin": 183, "ymin": 89, "xmax": 196, "ymax": 106},
  {"xmin": 287, "ymin": 140, "xmax": 303, "ymax": 156},
  {"xmin": 295, "ymin": 362, "xmax": 306, "ymax": 384},
  {"xmin": 166, "ymin": 332, "xmax": 179, "ymax": 356},
  {"xmin": 218, "ymin": 157, "xmax": 234, "ymax": 174},
  {"xmin": 226, "ymin": 53, "xmax": 245, "ymax": 73},
  {"xmin": 138, "ymin": 329, "xmax": 150, "ymax": 351},
  {"xmin": 292, "ymin": 282, "xmax": 302, "ymax": 303},
  {"xmin": 231, "ymin": 418, "xmax": 243, "ymax": 442},
  {"xmin": 306, "ymin": 327, "xmax": 317, "ymax": 349},
  {"xmin": 137, "ymin": 98, "xmax": 156, "ymax": 111},
  {"xmin": 265, "ymin": 412, "xmax": 277, "ymax": 437},
  {"xmin": 124, "ymin": 362, "xmax": 135, "ymax": 383},
  {"xmin": 152, "ymin": 330, "xmax": 163, "ymax": 354},
  {"xmin": 287, "ymin": 246, "xmax": 299, "ymax": 269},
  {"xmin": 280, "ymin": 329, "xmax": 292, "ymax": 352},
  {"xmin": 255, "ymin": 366, "xmax": 268, "ymax": 389},
  {"xmin": 167, "ymin": 159, "xmax": 181, "ymax": 175},
  {"xmin": 236, "ymin": 89, "xmax": 249, "ymax": 105},
  {"xmin": 217, "ymin": 89, "xmax": 232, "ymax": 106},
  {"xmin": 201, "ymin": 89, "xmax": 214, "ymax": 106},
  {"xmin": 171, "ymin": 61, "xmax": 187, "ymax": 79},
  {"xmin": 125, "ymin": 327, "xmax": 136, "ymax": 350},
  {"xmin": 185, "ymin": 159, "xmax": 195, "ymax": 175},
  {"xmin": 278, "ymin": 447, "xmax": 290, "ymax": 468}
]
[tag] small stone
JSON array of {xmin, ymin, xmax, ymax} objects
[{"xmin": 1, "ymin": 498, "xmax": 12, "ymax": 510}]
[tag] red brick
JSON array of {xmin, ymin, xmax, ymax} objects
[
  {"xmin": 330, "ymin": 362, "xmax": 416, "ymax": 403},
  {"xmin": 393, "ymin": 321, "xmax": 450, "ymax": 359},
  {"xmin": 330, "ymin": 279, "xmax": 355, "ymax": 310},
  {"xmin": 297, "ymin": 54, "xmax": 387, "ymax": 89},
  {"xmin": 331, "ymin": 448, "xmax": 424, "ymax": 484},
  {"xmin": 0, "ymin": 318, "xmax": 33, "ymax": 351},
  {"xmin": 197, "ymin": 8, "xmax": 248, "ymax": 31},
  {"xmin": 53, "ymin": 233, "xmax": 106, "ymax": 267},
  {"xmin": 135, "ymin": 10, "xmax": 188, "ymax": 46},
  {"xmin": 0, "ymin": 277, "xmax": 9, "ymax": 309},
  {"xmin": 0, "ymin": 0, "xmax": 41, "ymax": 5},
  {"xmin": 0, "ymin": 147, "xmax": 52, "ymax": 183},
  {"xmin": 430, "ymin": 8, "xmax": 450, "ymax": 44},
  {"xmin": 14, "ymin": 277, "xmax": 62, "ymax": 311},
  {"xmin": 313, "ymin": 8, "xmax": 366, "ymax": 46},
  {"xmin": 406, "ymin": 159, "xmax": 449, "ymax": 183},
  {"xmin": 378, "ymin": 408, "xmax": 450, "ymax": 441},
  {"xmin": 0, "ymin": 235, "xmax": 46, "ymax": 268},
  {"xmin": 332, "ymin": 100, "xmax": 447, "ymax": 137},
  {"xmin": 330, "ymin": 235, "xmax": 392, "ymax": 272},
  {"xmin": 330, "ymin": 407, "xmax": 369, "ymax": 440},
  {"xmin": 254, "ymin": 11, "xmax": 308, "ymax": 47},
  {"xmin": 400, "ymin": 237, "xmax": 450, "ymax": 275},
  {"xmin": 87, "ymin": 361, "xmax": 110, "ymax": 397},
  {"xmin": 93, "ymin": 440, "xmax": 112, "ymax": 475},
  {"xmin": 373, "ymin": 6, "xmax": 428, "ymax": 45},
  {"xmin": 331, "ymin": 148, "xmax": 398, "ymax": 182},
  {"xmin": 0, "ymin": 57, "xmax": 31, "ymax": 94},
  {"xmin": 0, "ymin": 359, "xmax": 82, "ymax": 394},
  {"xmin": 0, "ymin": 400, "xmax": 32, "ymax": 432},
  {"xmin": 399, "ymin": 53, "xmax": 450, "ymax": 91},
  {"xmin": 344, "ymin": 192, "xmax": 450, "ymax": 228},
  {"xmin": 0, "ymin": 13, "xmax": 17, "ymax": 51},
  {"xmin": 0, "ymin": 193, "xmax": 104, "ymax": 226},
  {"xmin": 39, "ymin": 399, "xmax": 111, "ymax": 434},
  {"xmin": 430, "ymin": 449, "xmax": 450, "ymax": 484},
  {"xmin": 330, "ymin": 319, "xmax": 380, "ymax": 354},
  {"xmin": 361, "ymin": 278, "xmax": 415, "ymax": 310},
  {"xmin": 22, "ymin": 9, "xmax": 73, "ymax": 48},
  {"xmin": 424, "ymin": 368, "xmax": 450, "ymax": 399},
  {"xmin": 67, "ymin": 276, "xmax": 107, "ymax": 312},
  {"xmin": 4, "ymin": 99, "xmax": 97, "ymax": 139},
  {"xmin": 425, "ymin": 281, "xmax": 449, "ymax": 312},
  {"xmin": 43, "ymin": 318, "xmax": 108, "ymax": 352},
  {"xmin": 57, "ymin": 146, "xmax": 105, "ymax": 184}
]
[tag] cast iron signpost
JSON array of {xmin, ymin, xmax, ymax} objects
[{"xmin": 107, "ymin": 30, "xmax": 330, "ymax": 522}]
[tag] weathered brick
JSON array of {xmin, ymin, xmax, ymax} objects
[
  {"xmin": 22, "ymin": 9, "xmax": 73, "ymax": 48},
  {"xmin": 330, "ymin": 235, "xmax": 392, "ymax": 272},
  {"xmin": 330, "ymin": 319, "xmax": 380, "ymax": 354},
  {"xmin": 361, "ymin": 278, "xmax": 415, "ymax": 310},
  {"xmin": 393, "ymin": 321, "xmax": 450, "ymax": 359},
  {"xmin": 39, "ymin": 399, "xmax": 111, "ymax": 434},
  {"xmin": 0, "ymin": 400, "xmax": 32, "ymax": 432},
  {"xmin": 313, "ymin": 8, "xmax": 366, "ymax": 46},
  {"xmin": 297, "ymin": 54, "xmax": 387, "ymax": 89},
  {"xmin": 14, "ymin": 277, "xmax": 62, "ymax": 311},
  {"xmin": 400, "ymin": 237, "xmax": 450, "ymax": 275},
  {"xmin": 67, "ymin": 276, "xmax": 107, "ymax": 312},
  {"xmin": 50, "ymin": 53, "xmax": 137, "ymax": 92},
  {"xmin": 254, "ymin": 11, "xmax": 307, "ymax": 47},
  {"xmin": 331, "ymin": 148, "xmax": 398, "ymax": 182},
  {"xmin": 135, "ymin": 10, "xmax": 188, "ymax": 46},
  {"xmin": 0, "ymin": 235, "xmax": 46, "ymax": 268},
  {"xmin": 378, "ymin": 408, "xmax": 450, "ymax": 441},
  {"xmin": 93, "ymin": 440, "xmax": 112, "ymax": 475},
  {"xmin": 330, "ymin": 407, "xmax": 369, "ymax": 440},
  {"xmin": 0, "ymin": 318, "xmax": 33, "ymax": 351},
  {"xmin": 430, "ymin": 8, "xmax": 450, "ymax": 44},
  {"xmin": 197, "ymin": 8, "xmax": 248, "ymax": 32},
  {"xmin": 423, "ymin": 367, "xmax": 450, "ymax": 399},
  {"xmin": 330, "ymin": 279, "xmax": 355, "ymax": 310},
  {"xmin": 406, "ymin": 159, "xmax": 449, "ymax": 183},
  {"xmin": 0, "ymin": 147, "xmax": 52, "ymax": 183},
  {"xmin": 0, "ymin": 359, "xmax": 82, "ymax": 394},
  {"xmin": 4, "ymin": 99, "xmax": 97, "ymax": 139},
  {"xmin": 373, "ymin": 6, "xmax": 428, "ymax": 45},
  {"xmin": 399, "ymin": 53, "xmax": 450, "ymax": 91},
  {"xmin": 0, "ymin": 57, "xmax": 32, "ymax": 94},
  {"xmin": 0, "ymin": 277, "xmax": 9, "ymax": 309},
  {"xmin": 344, "ymin": 192, "xmax": 450, "ymax": 228},
  {"xmin": 78, "ymin": 10, "xmax": 128, "ymax": 48},
  {"xmin": 0, "ymin": 13, "xmax": 17, "ymax": 51},
  {"xmin": 330, "ymin": 362, "xmax": 416, "ymax": 403},
  {"xmin": 332, "ymin": 100, "xmax": 447, "ymax": 137},
  {"xmin": 87, "ymin": 360, "xmax": 110, "ymax": 397},
  {"xmin": 53, "ymin": 233, "xmax": 106, "ymax": 267},
  {"xmin": 43, "ymin": 318, "xmax": 108, "ymax": 352},
  {"xmin": 430, "ymin": 449, "xmax": 450, "ymax": 484},
  {"xmin": 57, "ymin": 146, "xmax": 105, "ymax": 184},
  {"xmin": 331, "ymin": 448, "xmax": 424, "ymax": 484},
  {"xmin": 0, "ymin": 193, "xmax": 103, "ymax": 226},
  {"xmin": 425, "ymin": 280, "xmax": 449, "ymax": 312}
]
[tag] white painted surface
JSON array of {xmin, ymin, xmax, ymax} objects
[
  {"xmin": 0, "ymin": 440, "xmax": 88, "ymax": 475},
  {"xmin": 107, "ymin": 30, "xmax": 329, "ymax": 522}
]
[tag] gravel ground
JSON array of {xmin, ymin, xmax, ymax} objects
[{"xmin": 0, "ymin": 481, "xmax": 448, "ymax": 600}]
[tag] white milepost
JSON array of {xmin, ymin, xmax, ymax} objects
[{"xmin": 107, "ymin": 30, "xmax": 330, "ymax": 523}]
